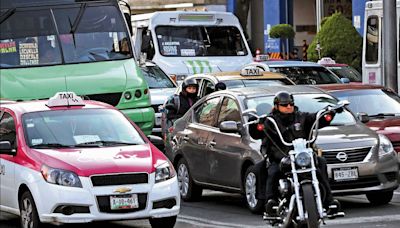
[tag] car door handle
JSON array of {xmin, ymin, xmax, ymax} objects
[
  {"xmin": 183, "ymin": 136, "xmax": 189, "ymax": 141},
  {"xmin": 209, "ymin": 141, "xmax": 216, "ymax": 147}
]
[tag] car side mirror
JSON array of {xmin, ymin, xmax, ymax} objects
[
  {"xmin": 340, "ymin": 77, "xmax": 350, "ymax": 84},
  {"xmin": 147, "ymin": 135, "xmax": 164, "ymax": 146},
  {"xmin": 357, "ymin": 112, "xmax": 369, "ymax": 123},
  {"xmin": 219, "ymin": 121, "xmax": 239, "ymax": 133},
  {"xmin": 0, "ymin": 141, "xmax": 15, "ymax": 155}
]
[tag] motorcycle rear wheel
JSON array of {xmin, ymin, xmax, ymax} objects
[{"xmin": 302, "ymin": 184, "xmax": 319, "ymax": 228}]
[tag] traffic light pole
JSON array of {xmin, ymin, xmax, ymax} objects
[{"xmin": 383, "ymin": 0, "xmax": 398, "ymax": 93}]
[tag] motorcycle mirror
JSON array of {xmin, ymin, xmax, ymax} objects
[
  {"xmin": 242, "ymin": 108, "xmax": 257, "ymax": 116},
  {"xmin": 337, "ymin": 100, "xmax": 350, "ymax": 107}
]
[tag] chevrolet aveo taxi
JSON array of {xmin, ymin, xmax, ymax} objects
[{"xmin": 0, "ymin": 92, "xmax": 180, "ymax": 228}]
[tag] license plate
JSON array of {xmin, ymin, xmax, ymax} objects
[
  {"xmin": 333, "ymin": 167, "xmax": 359, "ymax": 181},
  {"xmin": 110, "ymin": 194, "xmax": 138, "ymax": 210}
]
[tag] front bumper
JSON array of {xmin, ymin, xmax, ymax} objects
[
  {"xmin": 34, "ymin": 174, "xmax": 180, "ymax": 224},
  {"xmin": 327, "ymin": 152, "xmax": 399, "ymax": 195}
]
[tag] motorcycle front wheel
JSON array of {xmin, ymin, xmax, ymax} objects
[{"xmin": 302, "ymin": 183, "xmax": 319, "ymax": 228}]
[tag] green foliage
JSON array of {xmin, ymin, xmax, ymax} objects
[
  {"xmin": 308, "ymin": 13, "xmax": 362, "ymax": 71},
  {"xmin": 269, "ymin": 24, "xmax": 295, "ymax": 39}
]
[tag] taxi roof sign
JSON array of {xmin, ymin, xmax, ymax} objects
[
  {"xmin": 47, "ymin": 92, "xmax": 85, "ymax": 107},
  {"xmin": 317, "ymin": 57, "xmax": 336, "ymax": 65},
  {"xmin": 240, "ymin": 66, "xmax": 263, "ymax": 76}
]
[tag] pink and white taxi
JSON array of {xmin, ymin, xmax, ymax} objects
[{"xmin": 0, "ymin": 92, "xmax": 180, "ymax": 228}]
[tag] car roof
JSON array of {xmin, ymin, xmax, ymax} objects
[
  {"xmin": 316, "ymin": 84, "xmax": 385, "ymax": 92},
  {"xmin": 322, "ymin": 63, "xmax": 348, "ymax": 67},
  {"xmin": 211, "ymin": 85, "xmax": 326, "ymax": 98},
  {"xmin": 189, "ymin": 71, "xmax": 294, "ymax": 83},
  {"xmin": 0, "ymin": 99, "xmax": 113, "ymax": 114},
  {"xmin": 258, "ymin": 60, "xmax": 324, "ymax": 67}
]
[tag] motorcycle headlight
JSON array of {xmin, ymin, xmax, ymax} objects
[
  {"xmin": 155, "ymin": 161, "xmax": 176, "ymax": 183},
  {"xmin": 378, "ymin": 134, "xmax": 394, "ymax": 156},
  {"xmin": 40, "ymin": 165, "xmax": 82, "ymax": 188},
  {"xmin": 295, "ymin": 151, "xmax": 311, "ymax": 167}
]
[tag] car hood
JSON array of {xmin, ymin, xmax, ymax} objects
[
  {"xmin": 149, "ymin": 88, "xmax": 176, "ymax": 106},
  {"xmin": 316, "ymin": 124, "xmax": 378, "ymax": 150},
  {"xmin": 367, "ymin": 117, "xmax": 400, "ymax": 145},
  {"xmin": 33, "ymin": 144, "xmax": 154, "ymax": 177}
]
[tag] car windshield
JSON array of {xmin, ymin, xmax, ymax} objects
[
  {"xmin": 141, "ymin": 65, "xmax": 176, "ymax": 89},
  {"xmin": 332, "ymin": 89, "xmax": 400, "ymax": 116},
  {"xmin": 269, "ymin": 66, "xmax": 342, "ymax": 84},
  {"xmin": 224, "ymin": 79, "xmax": 291, "ymax": 88},
  {"xmin": 155, "ymin": 26, "xmax": 248, "ymax": 57},
  {"xmin": 0, "ymin": 5, "xmax": 132, "ymax": 68},
  {"xmin": 245, "ymin": 93, "xmax": 356, "ymax": 125},
  {"xmin": 327, "ymin": 66, "xmax": 362, "ymax": 82},
  {"xmin": 22, "ymin": 109, "xmax": 145, "ymax": 148}
]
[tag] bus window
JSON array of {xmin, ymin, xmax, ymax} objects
[
  {"xmin": 365, "ymin": 16, "xmax": 379, "ymax": 64},
  {"xmin": 155, "ymin": 26, "xmax": 247, "ymax": 57},
  {"xmin": 52, "ymin": 5, "xmax": 132, "ymax": 63},
  {"xmin": 0, "ymin": 10, "xmax": 62, "ymax": 68}
]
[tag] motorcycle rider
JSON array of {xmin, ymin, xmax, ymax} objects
[{"xmin": 262, "ymin": 91, "xmax": 341, "ymax": 217}]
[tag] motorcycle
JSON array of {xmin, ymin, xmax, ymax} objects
[{"xmin": 245, "ymin": 101, "xmax": 347, "ymax": 228}]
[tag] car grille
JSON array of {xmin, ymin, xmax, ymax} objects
[
  {"xmin": 85, "ymin": 93, "xmax": 122, "ymax": 106},
  {"xmin": 96, "ymin": 193, "xmax": 147, "ymax": 213},
  {"xmin": 323, "ymin": 147, "xmax": 371, "ymax": 164},
  {"xmin": 91, "ymin": 173, "xmax": 148, "ymax": 187},
  {"xmin": 330, "ymin": 172, "xmax": 398, "ymax": 190}
]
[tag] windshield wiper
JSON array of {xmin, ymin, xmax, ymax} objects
[
  {"xmin": 368, "ymin": 113, "xmax": 396, "ymax": 118},
  {"xmin": 31, "ymin": 143, "xmax": 72, "ymax": 149},
  {"xmin": 70, "ymin": 3, "xmax": 87, "ymax": 34},
  {"xmin": 0, "ymin": 8, "xmax": 16, "ymax": 24},
  {"xmin": 76, "ymin": 140, "xmax": 138, "ymax": 147}
]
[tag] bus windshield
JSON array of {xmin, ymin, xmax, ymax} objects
[
  {"xmin": 155, "ymin": 26, "xmax": 248, "ymax": 57},
  {"xmin": 0, "ymin": 5, "xmax": 132, "ymax": 68}
]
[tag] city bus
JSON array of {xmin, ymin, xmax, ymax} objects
[
  {"xmin": 0, "ymin": 0, "xmax": 154, "ymax": 135},
  {"xmin": 131, "ymin": 11, "xmax": 253, "ymax": 82},
  {"xmin": 362, "ymin": 0, "xmax": 400, "ymax": 89}
]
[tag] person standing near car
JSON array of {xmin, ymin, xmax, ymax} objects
[
  {"xmin": 262, "ymin": 91, "xmax": 340, "ymax": 217},
  {"xmin": 163, "ymin": 78, "xmax": 199, "ymax": 137}
]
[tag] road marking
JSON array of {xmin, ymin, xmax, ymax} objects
[{"xmin": 178, "ymin": 214, "xmax": 400, "ymax": 227}]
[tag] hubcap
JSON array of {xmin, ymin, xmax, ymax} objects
[
  {"xmin": 245, "ymin": 172, "xmax": 258, "ymax": 208},
  {"xmin": 177, "ymin": 163, "xmax": 189, "ymax": 197},
  {"xmin": 21, "ymin": 198, "xmax": 34, "ymax": 228}
]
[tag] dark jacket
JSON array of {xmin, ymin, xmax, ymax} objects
[
  {"xmin": 166, "ymin": 92, "xmax": 198, "ymax": 121},
  {"xmin": 262, "ymin": 107, "xmax": 334, "ymax": 163}
]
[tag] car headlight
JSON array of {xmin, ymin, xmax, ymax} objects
[
  {"xmin": 378, "ymin": 134, "xmax": 394, "ymax": 156},
  {"xmin": 295, "ymin": 151, "xmax": 311, "ymax": 167},
  {"xmin": 40, "ymin": 165, "xmax": 82, "ymax": 188},
  {"xmin": 155, "ymin": 161, "xmax": 176, "ymax": 183}
]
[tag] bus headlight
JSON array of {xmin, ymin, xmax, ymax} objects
[{"xmin": 41, "ymin": 165, "xmax": 82, "ymax": 188}]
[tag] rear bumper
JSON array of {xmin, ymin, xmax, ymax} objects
[{"xmin": 121, "ymin": 107, "xmax": 154, "ymax": 136}]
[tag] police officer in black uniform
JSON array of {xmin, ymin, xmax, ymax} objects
[{"xmin": 263, "ymin": 91, "xmax": 340, "ymax": 217}]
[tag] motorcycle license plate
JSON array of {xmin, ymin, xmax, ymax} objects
[
  {"xmin": 333, "ymin": 167, "xmax": 358, "ymax": 181},
  {"xmin": 110, "ymin": 194, "xmax": 138, "ymax": 210}
]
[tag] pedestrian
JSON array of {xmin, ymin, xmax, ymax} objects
[{"xmin": 302, "ymin": 40, "xmax": 309, "ymax": 61}]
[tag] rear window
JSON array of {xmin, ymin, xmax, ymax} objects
[
  {"xmin": 224, "ymin": 79, "xmax": 292, "ymax": 88},
  {"xmin": 270, "ymin": 66, "xmax": 342, "ymax": 84}
]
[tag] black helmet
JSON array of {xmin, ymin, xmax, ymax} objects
[
  {"xmin": 182, "ymin": 78, "xmax": 198, "ymax": 89},
  {"xmin": 274, "ymin": 91, "xmax": 294, "ymax": 106}
]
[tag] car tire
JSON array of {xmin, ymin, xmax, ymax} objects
[
  {"xmin": 19, "ymin": 190, "xmax": 41, "ymax": 228},
  {"xmin": 149, "ymin": 216, "xmax": 177, "ymax": 228},
  {"xmin": 177, "ymin": 158, "xmax": 202, "ymax": 201},
  {"xmin": 366, "ymin": 190, "xmax": 394, "ymax": 205},
  {"xmin": 244, "ymin": 166, "xmax": 264, "ymax": 214}
]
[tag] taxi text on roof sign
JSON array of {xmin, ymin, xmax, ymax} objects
[
  {"xmin": 240, "ymin": 66, "xmax": 262, "ymax": 76},
  {"xmin": 47, "ymin": 92, "xmax": 85, "ymax": 107}
]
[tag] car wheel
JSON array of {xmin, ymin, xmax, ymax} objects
[
  {"xmin": 149, "ymin": 216, "xmax": 177, "ymax": 228},
  {"xmin": 244, "ymin": 166, "xmax": 264, "ymax": 213},
  {"xmin": 177, "ymin": 158, "xmax": 202, "ymax": 201},
  {"xmin": 19, "ymin": 191, "xmax": 41, "ymax": 228},
  {"xmin": 366, "ymin": 190, "xmax": 394, "ymax": 205}
]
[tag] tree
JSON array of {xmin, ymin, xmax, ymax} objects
[
  {"xmin": 308, "ymin": 13, "xmax": 362, "ymax": 71},
  {"xmin": 269, "ymin": 24, "xmax": 295, "ymax": 59}
]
